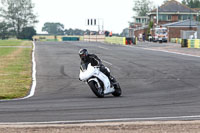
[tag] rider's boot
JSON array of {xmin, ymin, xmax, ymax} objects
[{"xmin": 109, "ymin": 75, "xmax": 117, "ymax": 85}]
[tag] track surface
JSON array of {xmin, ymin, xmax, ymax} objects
[{"xmin": 0, "ymin": 41, "xmax": 200, "ymax": 123}]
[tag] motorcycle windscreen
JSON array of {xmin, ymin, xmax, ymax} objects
[
  {"xmin": 80, "ymin": 62, "xmax": 89, "ymax": 71},
  {"xmin": 79, "ymin": 63, "xmax": 95, "ymax": 81}
]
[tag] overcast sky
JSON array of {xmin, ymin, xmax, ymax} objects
[{"xmin": 32, "ymin": 0, "xmax": 182, "ymax": 34}]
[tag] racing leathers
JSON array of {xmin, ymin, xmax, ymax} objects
[{"xmin": 80, "ymin": 54, "xmax": 111, "ymax": 81}]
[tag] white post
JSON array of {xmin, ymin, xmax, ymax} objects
[{"xmin": 157, "ymin": 5, "xmax": 159, "ymax": 25}]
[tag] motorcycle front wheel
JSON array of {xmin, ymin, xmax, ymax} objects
[{"xmin": 88, "ymin": 81, "xmax": 104, "ymax": 98}]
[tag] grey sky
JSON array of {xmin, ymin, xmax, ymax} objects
[{"xmin": 32, "ymin": 0, "xmax": 182, "ymax": 34}]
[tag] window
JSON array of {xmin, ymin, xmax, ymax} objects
[
  {"xmin": 158, "ymin": 15, "xmax": 171, "ymax": 21},
  {"xmin": 167, "ymin": 15, "xmax": 172, "ymax": 21},
  {"xmin": 158, "ymin": 15, "xmax": 163, "ymax": 21},
  {"xmin": 179, "ymin": 15, "xmax": 193, "ymax": 20}
]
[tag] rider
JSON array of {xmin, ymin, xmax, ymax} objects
[{"xmin": 79, "ymin": 48, "xmax": 114, "ymax": 83}]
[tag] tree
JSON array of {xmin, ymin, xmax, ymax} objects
[
  {"xmin": 182, "ymin": 0, "xmax": 200, "ymax": 8},
  {"xmin": 147, "ymin": 21, "xmax": 153, "ymax": 34},
  {"xmin": 120, "ymin": 28, "xmax": 129, "ymax": 37},
  {"xmin": 133, "ymin": 0, "xmax": 154, "ymax": 16},
  {"xmin": 17, "ymin": 27, "xmax": 36, "ymax": 40},
  {"xmin": 64, "ymin": 28, "xmax": 87, "ymax": 35},
  {"xmin": 0, "ymin": 0, "xmax": 38, "ymax": 38},
  {"xmin": 42, "ymin": 22, "xmax": 64, "ymax": 35},
  {"xmin": 0, "ymin": 21, "xmax": 11, "ymax": 39},
  {"xmin": 163, "ymin": 0, "xmax": 170, "ymax": 4}
]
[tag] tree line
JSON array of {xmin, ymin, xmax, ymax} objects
[
  {"xmin": 41, "ymin": 22, "xmax": 120, "ymax": 36},
  {"xmin": 0, "ymin": 0, "xmax": 37, "ymax": 40}
]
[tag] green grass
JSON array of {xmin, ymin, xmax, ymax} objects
[
  {"xmin": 0, "ymin": 40, "xmax": 32, "ymax": 99},
  {"xmin": 0, "ymin": 48, "xmax": 17, "ymax": 57},
  {"xmin": 0, "ymin": 39, "xmax": 32, "ymax": 46}
]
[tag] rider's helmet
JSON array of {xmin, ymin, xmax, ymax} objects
[{"xmin": 79, "ymin": 48, "xmax": 89, "ymax": 62}]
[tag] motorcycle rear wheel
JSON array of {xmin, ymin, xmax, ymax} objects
[
  {"xmin": 111, "ymin": 77, "xmax": 122, "ymax": 97},
  {"xmin": 112, "ymin": 83, "xmax": 122, "ymax": 97}
]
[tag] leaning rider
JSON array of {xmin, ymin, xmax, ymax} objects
[{"xmin": 79, "ymin": 48, "xmax": 114, "ymax": 83}]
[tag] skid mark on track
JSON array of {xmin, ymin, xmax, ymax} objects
[{"xmin": 60, "ymin": 65, "xmax": 71, "ymax": 78}]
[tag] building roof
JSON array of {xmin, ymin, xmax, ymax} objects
[
  {"xmin": 162, "ymin": 19, "xmax": 200, "ymax": 27},
  {"xmin": 150, "ymin": 0, "xmax": 196, "ymax": 14}
]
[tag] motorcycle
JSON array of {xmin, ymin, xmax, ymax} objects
[{"xmin": 79, "ymin": 63, "xmax": 121, "ymax": 98}]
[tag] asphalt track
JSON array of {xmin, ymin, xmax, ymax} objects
[{"xmin": 0, "ymin": 41, "xmax": 200, "ymax": 124}]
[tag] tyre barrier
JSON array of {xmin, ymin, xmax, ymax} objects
[
  {"xmin": 125, "ymin": 37, "xmax": 137, "ymax": 45},
  {"xmin": 181, "ymin": 39, "xmax": 188, "ymax": 47},
  {"xmin": 171, "ymin": 38, "xmax": 200, "ymax": 48},
  {"xmin": 188, "ymin": 39, "xmax": 200, "ymax": 48}
]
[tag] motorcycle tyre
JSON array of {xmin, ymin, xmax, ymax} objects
[
  {"xmin": 109, "ymin": 76, "xmax": 122, "ymax": 97},
  {"xmin": 88, "ymin": 81, "xmax": 104, "ymax": 98},
  {"xmin": 112, "ymin": 82, "xmax": 122, "ymax": 97}
]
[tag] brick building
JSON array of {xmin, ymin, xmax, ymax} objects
[
  {"xmin": 148, "ymin": 0, "xmax": 198, "ymax": 25},
  {"xmin": 132, "ymin": 0, "xmax": 199, "ymax": 40},
  {"xmin": 162, "ymin": 20, "xmax": 199, "ymax": 40}
]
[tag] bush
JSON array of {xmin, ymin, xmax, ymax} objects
[{"xmin": 17, "ymin": 27, "xmax": 36, "ymax": 40}]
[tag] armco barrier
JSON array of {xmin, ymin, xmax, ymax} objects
[
  {"xmin": 84, "ymin": 35, "xmax": 105, "ymax": 42},
  {"xmin": 105, "ymin": 37, "xmax": 137, "ymax": 45},
  {"xmin": 105, "ymin": 37, "xmax": 126, "ymax": 45},
  {"xmin": 171, "ymin": 38, "xmax": 182, "ymax": 44},
  {"xmin": 170, "ymin": 38, "xmax": 176, "ymax": 43},
  {"xmin": 33, "ymin": 35, "xmax": 82, "ymax": 42}
]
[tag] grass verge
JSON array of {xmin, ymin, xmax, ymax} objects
[
  {"xmin": 0, "ymin": 39, "xmax": 32, "ymax": 46},
  {"xmin": 0, "ymin": 40, "xmax": 32, "ymax": 99}
]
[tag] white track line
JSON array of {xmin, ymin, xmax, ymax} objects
[
  {"xmin": 98, "ymin": 46, "xmax": 109, "ymax": 50},
  {"xmin": 2, "ymin": 115, "xmax": 200, "ymax": 125},
  {"xmin": 126, "ymin": 45, "xmax": 200, "ymax": 58},
  {"xmin": 102, "ymin": 60, "xmax": 112, "ymax": 66},
  {"xmin": 143, "ymin": 47, "xmax": 200, "ymax": 58},
  {"xmin": 22, "ymin": 41, "xmax": 37, "ymax": 99},
  {"xmin": 0, "ymin": 41, "xmax": 36, "ymax": 102}
]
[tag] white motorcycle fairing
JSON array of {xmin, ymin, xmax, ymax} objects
[{"xmin": 79, "ymin": 63, "xmax": 114, "ymax": 94}]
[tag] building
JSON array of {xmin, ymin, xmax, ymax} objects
[
  {"xmin": 129, "ymin": 16, "xmax": 149, "ymax": 38},
  {"xmin": 162, "ymin": 19, "xmax": 199, "ymax": 40},
  {"xmin": 132, "ymin": 0, "xmax": 199, "ymax": 40},
  {"xmin": 148, "ymin": 0, "xmax": 198, "ymax": 25},
  {"xmin": 133, "ymin": 16, "xmax": 149, "ymax": 26}
]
